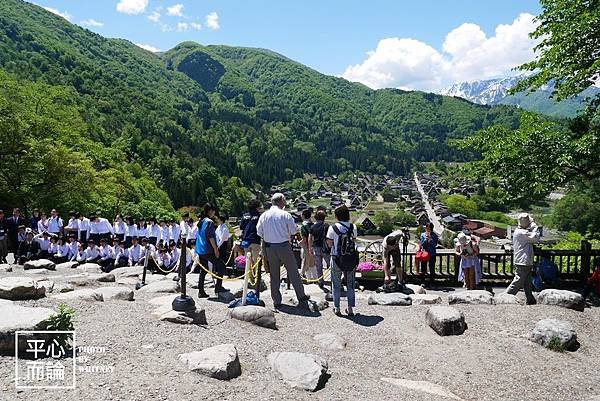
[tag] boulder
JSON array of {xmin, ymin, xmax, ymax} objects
[
  {"xmin": 0, "ymin": 304, "xmax": 56, "ymax": 355},
  {"xmin": 24, "ymin": 259, "xmax": 55, "ymax": 271},
  {"xmin": 68, "ymin": 273, "xmax": 114, "ymax": 287},
  {"xmin": 283, "ymin": 293, "xmax": 329, "ymax": 311},
  {"xmin": 0, "ymin": 264, "xmax": 13, "ymax": 273},
  {"xmin": 268, "ymin": 352, "xmax": 328, "ymax": 391},
  {"xmin": 96, "ymin": 273, "xmax": 116, "ymax": 283},
  {"xmin": 55, "ymin": 284, "xmax": 74, "ymax": 293},
  {"xmin": 229, "ymin": 305, "xmax": 277, "ymax": 330},
  {"xmin": 313, "ymin": 333, "xmax": 346, "ymax": 351},
  {"xmin": 406, "ymin": 284, "xmax": 426, "ymax": 295},
  {"xmin": 52, "ymin": 289, "xmax": 103, "ymax": 302},
  {"xmin": 494, "ymin": 293, "xmax": 522, "ymax": 305},
  {"xmin": 528, "ymin": 318, "xmax": 579, "ymax": 351},
  {"xmin": 96, "ymin": 286, "xmax": 135, "ymax": 301},
  {"xmin": 148, "ymin": 294, "xmax": 178, "ymax": 307},
  {"xmin": 448, "ymin": 290, "xmax": 494, "ymax": 305},
  {"xmin": 138, "ymin": 280, "xmax": 180, "ymax": 293},
  {"xmin": 367, "ymin": 293, "xmax": 412, "ymax": 306},
  {"xmin": 426, "ymin": 306, "xmax": 467, "ymax": 336},
  {"xmin": 0, "ymin": 277, "xmax": 46, "ymax": 300},
  {"xmin": 117, "ymin": 277, "xmax": 140, "ymax": 286},
  {"xmin": 410, "ymin": 294, "xmax": 442, "ymax": 305},
  {"xmin": 111, "ymin": 266, "xmax": 144, "ymax": 278},
  {"xmin": 77, "ymin": 263, "xmax": 102, "ymax": 273},
  {"xmin": 55, "ymin": 261, "xmax": 79, "ymax": 270},
  {"xmin": 37, "ymin": 280, "xmax": 55, "ymax": 294},
  {"xmin": 381, "ymin": 378, "xmax": 464, "ymax": 401},
  {"xmin": 159, "ymin": 308, "xmax": 207, "ymax": 325},
  {"xmin": 179, "ymin": 344, "xmax": 241, "ymax": 380},
  {"xmin": 537, "ymin": 289, "xmax": 585, "ymax": 312}
]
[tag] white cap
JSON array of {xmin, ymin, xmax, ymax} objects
[
  {"xmin": 457, "ymin": 232, "xmax": 470, "ymax": 245},
  {"xmin": 518, "ymin": 213, "xmax": 533, "ymax": 228},
  {"xmin": 271, "ymin": 193, "xmax": 285, "ymax": 203}
]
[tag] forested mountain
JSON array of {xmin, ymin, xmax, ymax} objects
[{"xmin": 0, "ymin": 0, "xmax": 521, "ymax": 216}]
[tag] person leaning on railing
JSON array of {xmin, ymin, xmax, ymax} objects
[
  {"xmin": 504, "ymin": 213, "xmax": 540, "ymax": 305},
  {"xmin": 582, "ymin": 257, "xmax": 600, "ymax": 304}
]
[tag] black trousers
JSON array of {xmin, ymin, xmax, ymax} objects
[
  {"xmin": 115, "ymin": 233, "xmax": 125, "ymax": 242},
  {"xmin": 100, "ymin": 258, "xmax": 115, "ymax": 272},
  {"xmin": 53, "ymin": 255, "xmax": 67, "ymax": 264},
  {"xmin": 218, "ymin": 243, "xmax": 230, "ymax": 265},
  {"xmin": 198, "ymin": 253, "xmax": 226, "ymax": 292},
  {"xmin": 420, "ymin": 258, "xmax": 437, "ymax": 284},
  {"xmin": 116, "ymin": 256, "xmax": 129, "ymax": 268},
  {"xmin": 79, "ymin": 231, "xmax": 88, "ymax": 243}
]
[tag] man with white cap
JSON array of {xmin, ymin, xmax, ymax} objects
[
  {"xmin": 505, "ymin": 213, "xmax": 540, "ymax": 304},
  {"xmin": 257, "ymin": 193, "xmax": 310, "ymax": 308}
]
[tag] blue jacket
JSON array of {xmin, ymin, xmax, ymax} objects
[{"xmin": 195, "ymin": 218, "xmax": 216, "ymax": 255}]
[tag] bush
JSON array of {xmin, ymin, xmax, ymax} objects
[
  {"xmin": 46, "ymin": 304, "xmax": 75, "ymax": 351},
  {"xmin": 546, "ymin": 336, "xmax": 565, "ymax": 353}
]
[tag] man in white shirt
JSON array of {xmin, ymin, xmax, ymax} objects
[
  {"xmin": 77, "ymin": 213, "xmax": 90, "ymax": 243},
  {"xmin": 64, "ymin": 211, "xmax": 79, "ymax": 239},
  {"xmin": 170, "ymin": 220, "xmax": 181, "ymax": 244},
  {"xmin": 128, "ymin": 237, "xmax": 143, "ymax": 266},
  {"xmin": 505, "ymin": 213, "xmax": 540, "ymax": 305},
  {"xmin": 98, "ymin": 238, "xmax": 115, "ymax": 272},
  {"xmin": 89, "ymin": 214, "xmax": 114, "ymax": 245},
  {"xmin": 80, "ymin": 240, "xmax": 101, "ymax": 263},
  {"xmin": 47, "ymin": 209, "xmax": 63, "ymax": 237},
  {"xmin": 147, "ymin": 218, "xmax": 160, "ymax": 246},
  {"xmin": 159, "ymin": 220, "xmax": 170, "ymax": 244},
  {"xmin": 256, "ymin": 193, "xmax": 309, "ymax": 308}
]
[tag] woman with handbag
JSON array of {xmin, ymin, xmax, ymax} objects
[{"xmin": 416, "ymin": 223, "xmax": 438, "ymax": 287}]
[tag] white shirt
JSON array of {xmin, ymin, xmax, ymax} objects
[
  {"xmin": 326, "ymin": 222, "xmax": 357, "ymax": 256},
  {"xmin": 216, "ymin": 224, "xmax": 230, "ymax": 247},
  {"xmin": 157, "ymin": 252, "xmax": 171, "ymax": 267},
  {"xmin": 170, "ymin": 247, "xmax": 181, "ymax": 264},
  {"xmin": 114, "ymin": 221, "xmax": 126, "ymax": 235},
  {"xmin": 148, "ymin": 224, "xmax": 160, "ymax": 239},
  {"xmin": 68, "ymin": 241, "xmax": 79, "ymax": 261},
  {"xmin": 137, "ymin": 225, "xmax": 148, "ymax": 238},
  {"xmin": 513, "ymin": 225, "xmax": 540, "ymax": 266},
  {"xmin": 128, "ymin": 244, "xmax": 143, "ymax": 264},
  {"xmin": 83, "ymin": 247, "xmax": 100, "ymax": 261},
  {"xmin": 126, "ymin": 224, "xmax": 137, "ymax": 238},
  {"xmin": 99, "ymin": 245, "xmax": 114, "ymax": 260},
  {"xmin": 38, "ymin": 219, "xmax": 49, "ymax": 234},
  {"xmin": 57, "ymin": 244, "xmax": 70, "ymax": 258},
  {"xmin": 78, "ymin": 218, "xmax": 91, "ymax": 235},
  {"xmin": 66, "ymin": 218, "xmax": 79, "ymax": 231},
  {"xmin": 186, "ymin": 222, "xmax": 197, "ymax": 240},
  {"xmin": 114, "ymin": 246, "xmax": 129, "ymax": 260},
  {"xmin": 90, "ymin": 218, "xmax": 113, "ymax": 234},
  {"xmin": 160, "ymin": 226, "xmax": 170, "ymax": 243},
  {"xmin": 34, "ymin": 234, "xmax": 50, "ymax": 251},
  {"xmin": 256, "ymin": 205, "xmax": 297, "ymax": 244},
  {"xmin": 48, "ymin": 243, "xmax": 59, "ymax": 255},
  {"xmin": 170, "ymin": 224, "xmax": 181, "ymax": 243},
  {"xmin": 48, "ymin": 216, "xmax": 63, "ymax": 233}
]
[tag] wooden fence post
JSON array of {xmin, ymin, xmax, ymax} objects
[{"xmin": 581, "ymin": 240, "xmax": 592, "ymax": 281}]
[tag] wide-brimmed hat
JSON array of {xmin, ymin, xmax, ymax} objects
[
  {"xmin": 457, "ymin": 232, "xmax": 470, "ymax": 245},
  {"xmin": 518, "ymin": 213, "xmax": 533, "ymax": 228}
]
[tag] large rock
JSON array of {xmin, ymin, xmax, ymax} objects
[
  {"xmin": 55, "ymin": 261, "xmax": 79, "ymax": 270},
  {"xmin": 138, "ymin": 280, "xmax": 180, "ymax": 293},
  {"xmin": 0, "ymin": 277, "xmax": 46, "ymax": 300},
  {"xmin": 313, "ymin": 333, "xmax": 346, "ymax": 350},
  {"xmin": 111, "ymin": 266, "xmax": 144, "ymax": 278},
  {"xmin": 283, "ymin": 293, "xmax": 329, "ymax": 311},
  {"xmin": 368, "ymin": 293, "xmax": 412, "ymax": 306},
  {"xmin": 495, "ymin": 293, "xmax": 522, "ymax": 305},
  {"xmin": 448, "ymin": 290, "xmax": 494, "ymax": 305},
  {"xmin": 426, "ymin": 306, "xmax": 467, "ymax": 336},
  {"xmin": 77, "ymin": 263, "xmax": 102, "ymax": 273},
  {"xmin": 96, "ymin": 286, "xmax": 134, "ymax": 301},
  {"xmin": 0, "ymin": 304, "xmax": 55, "ymax": 355},
  {"xmin": 406, "ymin": 284, "xmax": 426, "ymax": 295},
  {"xmin": 268, "ymin": 352, "xmax": 328, "ymax": 391},
  {"xmin": 537, "ymin": 289, "xmax": 585, "ymax": 312},
  {"xmin": 410, "ymin": 294, "xmax": 442, "ymax": 305},
  {"xmin": 381, "ymin": 378, "xmax": 464, "ymax": 401},
  {"xmin": 0, "ymin": 264, "xmax": 13, "ymax": 273},
  {"xmin": 229, "ymin": 305, "xmax": 277, "ymax": 330},
  {"xmin": 52, "ymin": 289, "xmax": 103, "ymax": 302},
  {"xmin": 148, "ymin": 294, "xmax": 178, "ymax": 307},
  {"xmin": 37, "ymin": 280, "xmax": 55, "ymax": 294},
  {"xmin": 528, "ymin": 318, "xmax": 579, "ymax": 351},
  {"xmin": 68, "ymin": 273, "xmax": 115, "ymax": 287},
  {"xmin": 160, "ymin": 308, "xmax": 207, "ymax": 325},
  {"xmin": 117, "ymin": 277, "xmax": 140, "ymax": 286},
  {"xmin": 24, "ymin": 259, "xmax": 55, "ymax": 271},
  {"xmin": 179, "ymin": 344, "xmax": 241, "ymax": 380}
]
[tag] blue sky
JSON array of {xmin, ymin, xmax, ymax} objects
[{"xmin": 35, "ymin": 0, "xmax": 542, "ymax": 91}]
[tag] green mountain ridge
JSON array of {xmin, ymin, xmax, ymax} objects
[{"xmin": 0, "ymin": 0, "xmax": 522, "ymax": 215}]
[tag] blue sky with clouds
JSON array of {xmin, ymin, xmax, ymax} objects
[{"xmin": 34, "ymin": 0, "xmax": 542, "ymax": 91}]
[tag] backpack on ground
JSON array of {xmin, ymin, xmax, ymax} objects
[{"xmin": 332, "ymin": 223, "xmax": 359, "ymax": 271}]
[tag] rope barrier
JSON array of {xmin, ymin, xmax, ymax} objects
[
  {"xmin": 149, "ymin": 251, "xmax": 179, "ymax": 274},
  {"xmin": 190, "ymin": 252, "xmax": 261, "ymax": 282}
]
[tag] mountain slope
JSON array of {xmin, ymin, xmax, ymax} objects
[
  {"xmin": 442, "ymin": 77, "xmax": 600, "ymax": 118},
  {"xmin": 0, "ymin": 0, "xmax": 521, "ymax": 214}
]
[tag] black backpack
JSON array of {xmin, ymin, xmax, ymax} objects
[{"xmin": 332, "ymin": 223, "xmax": 359, "ymax": 271}]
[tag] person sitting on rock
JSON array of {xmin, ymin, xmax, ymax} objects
[
  {"xmin": 113, "ymin": 240, "xmax": 130, "ymax": 268},
  {"xmin": 53, "ymin": 237, "xmax": 70, "ymax": 264},
  {"xmin": 128, "ymin": 237, "xmax": 144, "ymax": 266},
  {"xmin": 582, "ymin": 257, "xmax": 600, "ymax": 304},
  {"xmin": 34, "ymin": 231, "xmax": 51, "ymax": 259},
  {"xmin": 99, "ymin": 238, "xmax": 115, "ymax": 272},
  {"xmin": 17, "ymin": 230, "xmax": 41, "ymax": 265},
  {"xmin": 47, "ymin": 235, "xmax": 59, "ymax": 260},
  {"xmin": 67, "ymin": 234, "xmax": 79, "ymax": 262},
  {"xmin": 80, "ymin": 239, "xmax": 101, "ymax": 264}
]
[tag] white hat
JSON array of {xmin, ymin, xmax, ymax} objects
[
  {"xmin": 457, "ymin": 232, "xmax": 470, "ymax": 245},
  {"xmin": 518, "ymin": 213, "xmax": 533, "ymax": 228},
  {"xmin": 271, "ymin": 193, "xmax": 285, "ymax": 203}
]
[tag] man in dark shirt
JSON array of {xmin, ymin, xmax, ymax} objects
[
  {"xmin": 309, "ymin": 210, "xmax": 330, "ymax": 289},
  {"xmin": 6, "ymin": 208, "xmax": 26, "ymax": 257},
  {"xmin": 239, "ymin": 199, "xmax": 263, "ymax": 271},
  {"xmin": 17, "ymin": 231, "xmax": 41, "ymax": 265}
]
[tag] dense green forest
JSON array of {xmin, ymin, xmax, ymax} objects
[{"xmin": 0, "ymin": 0, "xmax": 521, "ymax": 216}]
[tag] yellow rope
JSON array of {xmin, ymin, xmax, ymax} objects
[
  {"xmin": 190, "ymin": 252, "xmax": 261, "ymax": 282},
  {"xmin": 149, "ymin": 251, "xmax": 179, "ymax": 274}
]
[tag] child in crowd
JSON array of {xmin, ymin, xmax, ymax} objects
[
  {"xmin": 114, "ymin": 240, "xmax": 130, "ymax": 268},
  {"xmin": 113, "ymin": 214, "xmax": 127, "ymax": 242}
]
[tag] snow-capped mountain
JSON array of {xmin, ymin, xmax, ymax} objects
[{"xmin": 441, "ymin": 76, "xmax": 522, "ymax": 105}]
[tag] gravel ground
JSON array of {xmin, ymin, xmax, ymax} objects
[{"xmin": 1, "ymin": 267, "xmax": 599, "ymax": 401}]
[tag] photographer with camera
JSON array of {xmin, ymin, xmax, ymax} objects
[
  {"xmin": 417, "ymin": 222, "xmax": 439, "ymax": 287},
  {"xmin": 381, "ymin": 229, "xmax": 410, "ymax": 292},
  {"xmin": 455, "ymin": 232, "xmax": 481, "ymax": 290},
  {"xmin": 504, "ymin": 213, "xmax": 541, "ymax": 305}
]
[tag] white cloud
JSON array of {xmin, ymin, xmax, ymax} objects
[
  {"xmin": 205, "ymin": 12, "xmax": 220, "ymax": 30},
  {"xmin": 43, "ymin": 6, "xmax": 71, "ymax": 21},
  {"xmin": 342, "ymin": 13, "xmax": 540, "ymax": 92},
  {"xmin": 190, "ymin": 22, "xmax": 202, "ymax": 31},
  {"xmin": 116, "ymin": 0, "xmax": 148, "ymax": 15},
  {"xmin": 135, "ymin": 43, "xmax": 161, "ymax": 53},
  {"xmin": 148, "ymin": 11, "xmax": 161, "ymax": 23},
  {"xmin": 80, "ymin": 19, "xmax": 104, "ymax": 27},
  {"xmin": 167, "ymin": 4, "xmax": 184, "ymax": 17},
  {"xmin": 176, "ymin": 22, "xmax": 189, "ymax": 32}
]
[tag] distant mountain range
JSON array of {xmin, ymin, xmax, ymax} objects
[{"xmin": 441, "ymin": 77, "xmax": 600, "ymax": 118}]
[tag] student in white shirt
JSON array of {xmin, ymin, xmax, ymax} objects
[
  {"xmin": 54, "ymin": 237, "xmax": 70, "ymax": 264},
  {"xmin": 98, "ymin": 238, "xmax": 115, "ymax": 272},
  {"xmin": 147, "ymin": 218, "xmax": 160, "ymax": 246},
  {"xmin": 37, "ymin": 213, "xmax": 49, "ymax": 235},
  {"xmin": 89, "ymin": 214, "xmax": 114, "ymax": 245},
  {"xmin": 77, "ymin": 213, "xmax": 91, "ymax": 243},
  {"xmin": 47, "ymin": 236, "xmax": 59, "ymax": 260},
  {"xmin": 75, "ymin": 244, "xmax": 86, "ymax": 263},
  {"xmin": 215, "ymin": 214, "xmax": 231, "ymax": 264},
  {"xmin": 81, "ymin": 240, "xmax": 101, "ymax": 263},
  {"xmin": 113, "ymin": 214, "xmax": 127, "ymax": 242},
  {"xmin": 128, "ymin": 237, "xmax": 143, "ymax": 266},
  {"xmin": 156, "ymin": 247, "xmax": 172, "ymax": 272},
  {"xmin": 170, "ymin": 220, "xmax": 181, "ymax": 244},
  {"xmin": 186, "ymin": 218, "xmax": 197, "ymax": 246},
  {"xmin": 159, "ymin": 220, "xmax": 170, "ymax": 244},
  {"xmin": 125, "ymin": 216, "xmax": 137, "ymax": 247},
  {"xmin": 47, "ymin": 209, "xmax": 63, "ymax": 237},
  {"xmin": 64, "ymin": 211, "xmax": 79, "ymax": 239},
  {"xmin": 136, "ymin": 218, "xmax": 148, "ymax": 239},
  {"xmin": 114, "ymin": 240, "xmax": 130, "ymax": 268},
  {"xmin": 34, "ymin": 232, "xmax": 51, "ymax": 258},
  {"xmin": 67, "ymin": 235, "xmax": 79, "ymax": 262}
]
